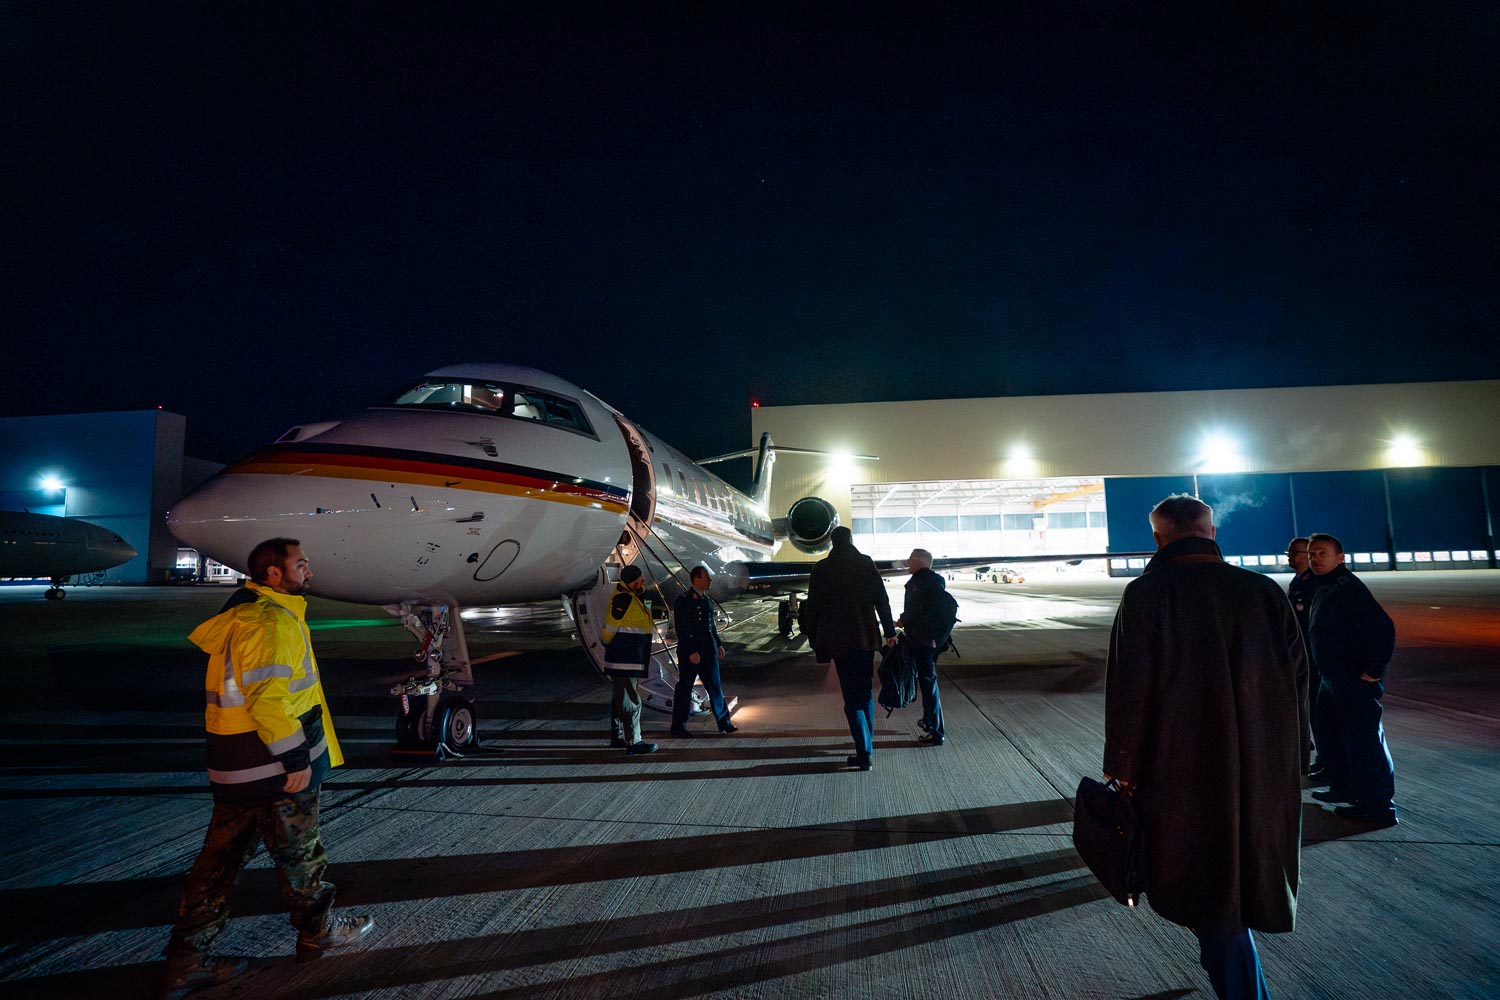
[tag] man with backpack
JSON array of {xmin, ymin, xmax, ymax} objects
[{"xmin": 897, "ymin": 548, "xmax": 955, "ymax": 746}]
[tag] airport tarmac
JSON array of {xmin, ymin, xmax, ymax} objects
[{"xmin": 0, "ymin": 571, "xmax": 1497, "ymax": 999}]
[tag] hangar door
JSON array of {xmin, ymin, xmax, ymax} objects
[{"xmin": 849, "ymin": 477, "xmax": 1107, "ymax": 562}]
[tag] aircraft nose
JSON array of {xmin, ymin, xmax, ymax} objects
[
  {"xmin": 168, "ymin": 470, "xmax": 298, "ymax": 569},
  {"xmin": 167, "ymin": 475, "xmax": 242, "ymax": 553}
]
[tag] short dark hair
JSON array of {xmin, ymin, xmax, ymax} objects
[
  {"xmin": 1308, "ymin": 532, "xmax": 1344, "ymax": 554},
  {"xmin": 689, "ymin": 565, "xmax": 711, "ymax": 582},
  {"xmin": 247, "ymin": 537, "xmax": 300, "ymax": 583},
  {"xmin": 830, "ymin": 525, "xmax": 853, "ymax": 546},
  {"xmin": 619, "ymin": 565, "xmax": 643, "ymax": 583},
  {"xmin": 1287, "ymin": 536, "xmax": 1309, "ymax": 552},
  {"xmin": 1149, "ymin": 494, "xmax": 1213, "ymax": 535}
]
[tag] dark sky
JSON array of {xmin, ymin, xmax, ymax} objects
[{"xmin": 4, "ymin": 3, "xmax": 1496, "ymax": 472}]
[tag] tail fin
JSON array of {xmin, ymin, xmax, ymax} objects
[{"xmin": 751, "ymin": 432, "xmax": 775, "ymax": 505}]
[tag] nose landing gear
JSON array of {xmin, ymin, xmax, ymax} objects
[{"xmin": 388, "ymin": 602, "xmax": 496, "ymax": 762}]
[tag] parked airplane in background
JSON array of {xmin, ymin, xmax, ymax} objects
[
  {"xmin": 168, "ymin": 363, "xmax": 1126, "ymax": 755},
  {"xmin": 0, "ymin": 510, "xmax": 137, "ymax": 599}
]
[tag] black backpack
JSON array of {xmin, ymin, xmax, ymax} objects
[
  {"xmin": 877, "ymin": 641, "xmax": 917, "ymax": 716},
  {"xmin": 927, "ymin": 588, "xmax": 960, "ymax": 652}
]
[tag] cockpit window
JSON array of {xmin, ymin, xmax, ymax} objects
[
  {"xmin": 510, "ymin": 390, "xmax": 593, "ymax": 434},
  {"xmin": 394, "ymin": 381, "xmax": 508, "ymax": 414},
  {"xmin": 388, "ymin": 380, "xmax": 596, "ymax": 437}
]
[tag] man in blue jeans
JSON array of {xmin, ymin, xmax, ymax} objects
[
  {"xmin": 802, "ymin": 527, "xmax": 896, "ymax": 770},
  {"xmin": 1105, "ymin": 496, "xmax": 1305, "ymax": 1000},
  {"xmin": 671, "ymin": 565, "xmax": 737, "ymax": 736},
  {"xmin": 897, "ymin": 547, "xmax": 947, "ymax": 746}
]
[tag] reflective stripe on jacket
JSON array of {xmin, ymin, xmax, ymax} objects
[
  {"xmin": 190, "ymin": 581, "xmax": 344, "ymax": 803},
  {"xmin": 601, "ymin": 582, "xmax": 652, "ymax": 676}
]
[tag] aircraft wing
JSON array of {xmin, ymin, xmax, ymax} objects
[{"xmin": 738, "ymin": 550, "xmax": 1150, "ymax": 595}]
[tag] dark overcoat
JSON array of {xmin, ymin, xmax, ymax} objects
[
  {"xmin": 804, "ymin": 540, "xmax": 895, "ymax": 662},
  {"xmin": 1104, "ymin": 535, "xmax": 1307, "ymax": 935}
]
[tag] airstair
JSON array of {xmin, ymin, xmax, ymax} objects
[{"xmin": 565, "ymin": 515, "xmax": 708, "ymax": 716}]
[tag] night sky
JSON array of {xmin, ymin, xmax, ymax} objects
[{"xmin": 4, "ymin": 4, "xmax": 1496, "ymax": 474}]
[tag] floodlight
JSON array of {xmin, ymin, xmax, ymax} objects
[
  {"xmin": 1385, "ymin": 432, "xmax": 1422, "ymax": 467},
  {"xmin": 1197, "ymin": 430, "xmax": 1247, "ymax": 473},
  {"xmin": 39, "ymin": 474, "xmax": 65, "ymax": 492}
]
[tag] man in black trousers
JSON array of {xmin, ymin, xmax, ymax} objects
[{"xmin": 1306, "ymin": 532, "xmax": 1399, "ymax": 827}]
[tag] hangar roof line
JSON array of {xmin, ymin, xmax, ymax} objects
[{"xmin": 750, "ymin": 379, "xmax": 1500, "ymax": 532}]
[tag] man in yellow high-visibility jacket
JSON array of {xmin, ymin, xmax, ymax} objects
[
  {"xmin": 160, "ymin": 539, "xmax": 374, "ymax": 999},
  {"xmin": 601, "ymin": 564, "xmax": 658, "ymax": 755}
]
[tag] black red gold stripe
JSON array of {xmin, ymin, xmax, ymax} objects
[{"xmin": 229, "ymin": 443, "xmax": 629, "ymax": 511}]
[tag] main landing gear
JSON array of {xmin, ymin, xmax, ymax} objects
[
  {"xmin": 388, "ymin": 602, "xmax": 495, "ymax": 762},
  {"xmin": 44, "ymin": 575, "xmax": 70, "ymax": 600}
]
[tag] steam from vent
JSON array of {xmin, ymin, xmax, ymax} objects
[{"xmin": 1208, "ymin": 489, "xmax": 1266, "ymax": 528}]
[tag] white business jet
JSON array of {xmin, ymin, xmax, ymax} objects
[
  {"xmin": 0, "ymin": 510, "xmax": 138, "ymax": 599},
  {"xmin": 167, "ymin": 363, "xmax": 847, "ymax": 754},
  {"xmin": 168, "ymin": 363, "xmax": 1129, "ymax": 756}
]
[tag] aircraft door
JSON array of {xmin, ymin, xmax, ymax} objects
[{"xmin": 613, "ymin": 418, "xmax": 656, "ymax": 565}]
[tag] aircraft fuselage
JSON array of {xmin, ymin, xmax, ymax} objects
[{"xmin": 168, "ymin": 364, "xmax": 777, "ymax": 606}]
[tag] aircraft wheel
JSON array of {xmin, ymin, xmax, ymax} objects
[
  {"xmin": 394, "ymin": 697, "xmax": 424, "ymax": 745},
  {"xmin": 45, "ymin": 588, "xmax": 65, "ymax": 600},
  {"xmin": 435, "ymin": 695, "xmax": 478, "ymax": 750},
  {"xmin": 777, "ymin": 601, "xmax": 794, "ymax": 638}
]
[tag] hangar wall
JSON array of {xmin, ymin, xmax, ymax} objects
[
  {"xmin": 750, "ymin": 380, "xmax": 1500, "ymax": 569},
  {"xmin": 0, "ymin": 411, "xmax": 187, "ymax": 584},
  {"xmin": 1104, "ymin": 468, "xmax": 1498, "ymax": 574}
]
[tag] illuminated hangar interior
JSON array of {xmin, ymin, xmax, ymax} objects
[{"xmin": 750, "ymin": 380, "xmax": 1500, "ymax": 575}]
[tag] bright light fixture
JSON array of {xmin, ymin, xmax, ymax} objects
[
  {"xmin": 823, "ymin": 449, "xmax": 857, "ymax": 490},
  {"xmin": 1197, "ymin": 431, "xmax": 1247, "ymax": 473},
  {"xmin": 1007, "ymin": 443, "xmax": 1033, "ymax": 462},
  {"xmin": 1385, "ymin": 432, "xmax": 1422, "ymax": 467},
  {"xmin": 39, "ymin": 474, "xmax": 65, "ymax": 492}
]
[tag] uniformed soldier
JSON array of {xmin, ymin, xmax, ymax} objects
[{"xmin": 671, "ymin": 565, "xmax": 737, "ymax": 736}]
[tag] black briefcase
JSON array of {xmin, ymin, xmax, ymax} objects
[{"xmin": 1072, "ymin": 777, "xmax": 1148, "ymax": 907}]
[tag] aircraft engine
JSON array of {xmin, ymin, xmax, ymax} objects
[{"xmin": 778, "ymin": 496, "xmax": 839, "ymax": 554}]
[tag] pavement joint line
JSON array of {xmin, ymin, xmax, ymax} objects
[
  {"xmin": 337, "ymin": 799, "xmax": 1078, "ymax": 838},
  {"xmin": 1382, "ymin": 692, "xmax": 1500, "ymax": 724},
  {"xmin": 941, "ymin": 662, "xmax": 1076, "ymax": 802}
]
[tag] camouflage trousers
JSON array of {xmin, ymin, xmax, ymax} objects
[{"xmin": 166, "ymin": 789, "xmax": 334, "ymax": 955}]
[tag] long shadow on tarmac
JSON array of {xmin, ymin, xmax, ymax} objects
[
  {"xmin": 0, "ymin": 799, "xmax": 1075, "ymax": 946},
  {"xmin": 252, "ymin": 848, "xmax": 1101, "ymax": 998},
  {"xmin": 0, "ymin": 739, "xmax": 924, "ymax": 777},
  {"xmin": 7, "ymin": 849, "xmax": 1108, "ymax": 1000}
]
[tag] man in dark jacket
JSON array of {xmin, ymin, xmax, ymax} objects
[
  {"xmin": 671, "ymin": 565, "xmax": 736, "ymax": 735},
  {"xmin": 1306, "ymin": 532, "xmax": 1398, "ymax": 827},
  {"xmin": 897, "ymin": 547, "xmax": 947, "ymax": 746},
  {"xmin": 803, "ymin": 526, "xmax": 896, "ymax": 770},
  {"xmin": 1286, "ymin": 537, "xmax": 1326, "ymax": 781},
  {"xmin": 1105, "ymin": 496, "xmax": 1305, "ymax": 1000}
]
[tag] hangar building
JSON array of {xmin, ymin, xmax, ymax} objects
[
  {"xmin": 0, "ymin": 410, "xmax": 220, "ymax": 584},
  {"xmin": 750, "ymin": 380, "xmax": 1500, "ymax": 574}
]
